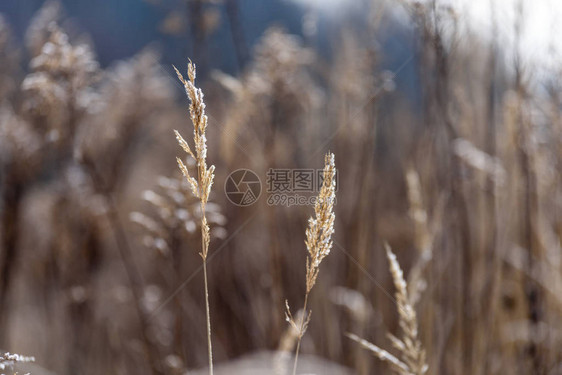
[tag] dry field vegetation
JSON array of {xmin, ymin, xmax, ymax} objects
[{"xmin": 0, "ymin": 0, "xmax": 561, "ymax": 374}]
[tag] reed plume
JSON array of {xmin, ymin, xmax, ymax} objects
[
  {"xmin": 173, "ymin": 60, "xmax": 215, "ymax": 375},
  {"xmin": 286, "ymin": 152, "xmax": 336, "ymax": 375},
  {"xmin": 131, "ymin": 175, "xmax": 226, "ymax": 258},
  {"xmin": 348, "ymin": 244, "xmax": 427, "ymax": 375}
]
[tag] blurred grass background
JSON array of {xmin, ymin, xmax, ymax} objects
[{"xmin": 1, "ymin": 0, "xmax": 561, "ymax": 374}]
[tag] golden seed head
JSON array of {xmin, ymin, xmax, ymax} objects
[
  {"xmin": 174, "ymin": 60, "xmax": 215, "ymax": 259},
  {"xmin": 305, "ymin": 152, "xmax": 336, "ymax": 293}
]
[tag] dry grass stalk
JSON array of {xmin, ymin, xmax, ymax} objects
[
  {"xmin": 348, "ymin": 245, "xmax": 428, "ymax": 375},
  {"xmin": 274, "ymin": 312, "xmax": 300, "ymax": 375},
  {"xmin": 404, "ymin": 168, "xmax": 433, "ymax": 307},
  {"xmin": 453, "ymin": 138, "xmax": 506, "ymax": 186},
  {"xmin": 346, "ymin": 333, "xmax": 410, "ymax": 374},
  {"xmin": 174, "ymin": 60, "xmax": 215, "ymax": 375},
  {"xmin": 286, "ymin": 152, "xmax": 336, "ymax": 375}
]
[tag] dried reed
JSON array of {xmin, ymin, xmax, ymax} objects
[
  {"xmin": 348, "ymin": 244, "xmax": 427, "ymax": 375},
  {"xmin": 404, "ymin": 168, "xmax": 433, "ymax": 307},
  {"xmin": 286, "ymin": 152, "xmax": 336, "ymax": 375},
  {"xmin": 173, "ymin": 60, "xmax": 215, "ymax": 375}
]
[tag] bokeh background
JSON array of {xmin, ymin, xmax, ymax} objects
[{"xmin": 1, "ymin": 0, "xmax": 561, "ymax": 374}]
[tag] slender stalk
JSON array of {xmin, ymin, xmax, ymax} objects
[
  {"xmin": 201, "ymin": 201, "xmax": 213, "ymax": 375},
  {"xmin": 81, "ymin": 157, "xmax": 161, "ymax": 375},
  {"xmin": 106, "ymin": 201, "xmax": 162, "ymax": 375},
  {"xmin": 292, "ymin": 292, "xmax": 309, "ymax": 375},
  {"xmin": 203, "ymin": 259, "xmax": 213, "ymax": 374},
  {"xmin": 0, "ymin": 174, "xmax": 22, "ymax": 347}
]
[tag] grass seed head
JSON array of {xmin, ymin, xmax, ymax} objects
[{"xmin": 305, "ymin": 152, "xmax": 336, "ymax": 293}]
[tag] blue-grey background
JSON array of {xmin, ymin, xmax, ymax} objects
[{"xmin": 0, "ymin": 0, "xmax": 417, "ymax": 92}]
